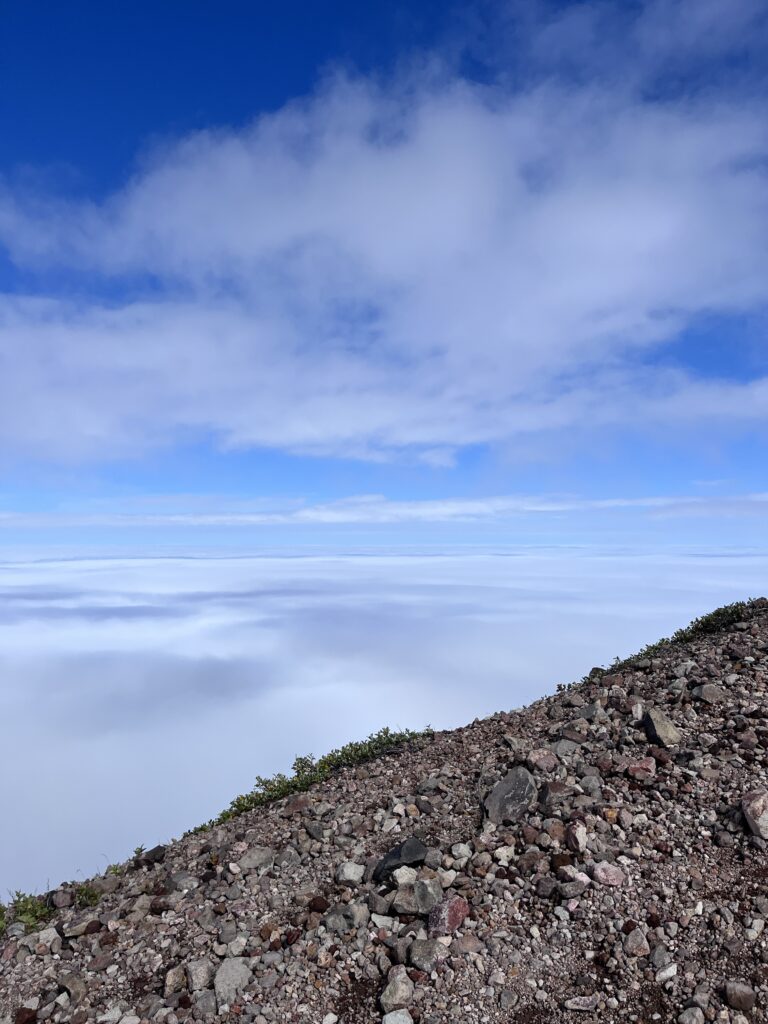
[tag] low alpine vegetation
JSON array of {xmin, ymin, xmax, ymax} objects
[
  {"xmin": 5, "ymin": 892, "xmax": 54, "ymax": 932},
  {"xmin": 189, "ymin": 725, "xmax": 433, "ymax": 833},
  {"xmin": 616, "ymin": 599, "xmax": 756, "ymax": 667},
  {"xmin": 74, "ymin": 884, "xmax": 99, "ymax": 908}
]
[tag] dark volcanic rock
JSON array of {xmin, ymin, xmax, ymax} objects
[
  {"xmin": 643, "ymin": 706, "xmax": 682, "ymax": 747},
  {"xmin": 372, "ymin": 836, "xmax": 429, "ymax": 882}
]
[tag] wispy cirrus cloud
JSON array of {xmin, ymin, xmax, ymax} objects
[
  {"xmin": 0, "ymin": 0, "xmax": 767, "ymax": 467},
  {"xmin": 2, "ymin": 491, "xmax": 768, "ymax": 529}
]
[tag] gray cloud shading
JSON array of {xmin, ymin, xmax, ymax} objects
[
  {"xmin": 2, "ymin": 652, "xmax": 269, "ymax": 735},
  {"xmin": 0, "ymin": 603, "xmax": 191, "ymax": 623}
]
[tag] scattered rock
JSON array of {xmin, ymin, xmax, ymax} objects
[
  {"xmin": 678, "ymin": 1009, "xmax": 705, "ymax": 1024},
  {"xmin": 428, "ymin": 894, "xmax": 470, "ymax": 935},
  {"xmin": 335, "ymin": 860, "xmax": 364, "ymax": 886},
  {"xmin": 409, "ymin": 939, "xmax": 449, "ymax": 972},
  {"xmin": 382, "ymin": 1012, "xmax": 414, "ymax": 1024},
  {"xmin": 238, "ymin": 845, "xmax": 274, "ymax": 872},
  {"xmin": 186, "ymin": 959, "xmax": 215, "ymax": 992}
]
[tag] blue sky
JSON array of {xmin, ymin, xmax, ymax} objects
[{"xmin": 1, "ymin": 0, "xmax": 767, "ymax": 550}]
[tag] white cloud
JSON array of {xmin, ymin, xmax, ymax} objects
[{"xmin": 1, "ymin": 2, "xmax": 767, "ymax": 464}]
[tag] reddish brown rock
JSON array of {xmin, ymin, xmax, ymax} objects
[{"xmin": 428, "ymin": 894, "xmax": 470, "ymax": 936}]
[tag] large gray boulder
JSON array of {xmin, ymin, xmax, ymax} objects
[
  {"xmin": 742, "ymin": 789, "xmax": 768, "ymax": 839},
  {"xmin": 644, "ymin": 707, "xmax": 682, "ymax": 747},
  {"xmin": 380, "ymin": 966, "xmax": 414, "ymax": 1013},
  {"xmin": 484, "ymin": 766, "xmax": 538, "ymax": 824},
  {"xmin": 237, "ymin": 845, "xmax": 274, "ymax": 873},
  {"xmin": 214, "ymin": 957, "xmax": 252, "ymax": 1009}
]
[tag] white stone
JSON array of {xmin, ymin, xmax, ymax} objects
[
  {"xmin": 335, "ymin": 861, "xmax": 365, "ymax": 886},
  {"xmin": 392, "ymin": 866, "xmax": 418, "ymax": 886}
]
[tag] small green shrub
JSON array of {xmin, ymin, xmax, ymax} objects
[
  {"xmin": 608, "ymin": 599, "xmax": 757, "ymax": 671},
  {"xmin": 0, "ymin": 903, "xmax": 6, "ymax": 937},
  {"xmin": 106, "ymin": 863, "xmax": 123, "ymax": 876},
  {"xmin": 133, "ymin": 845, "xmax": 145, "ymax": 857},
  {"xmin": 554, "ymin": 600, "xmax": 759, "ymax": 688},
  {"xmin": 75, "ymin": 884, "xmax": 99, "ymax": 908},
  {"xmin": 187, "ymin": 724, "xmax": 433, "ymax": 834},
  {"xmin": 10, "ymin": 892, "xmax": 54, "ymax": 930}
]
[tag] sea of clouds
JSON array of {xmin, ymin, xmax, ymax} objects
[{"xmin": 2, "ymin": 548, "xmax": 766, "ymax": 894}]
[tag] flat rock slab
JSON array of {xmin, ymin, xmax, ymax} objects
[{"xmin": 484, "ymin": 766, "xmax": 538, "ymax": 824}]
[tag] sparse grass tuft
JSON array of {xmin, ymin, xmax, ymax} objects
[
  {"xmin": 187, "ymin": 725, "xmax": 433, "ymax": 834},
  {"xmin": 106, "ymin": 863, "xmax": 123, "ymax": 876}
]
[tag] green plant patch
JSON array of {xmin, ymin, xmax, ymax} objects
[
  {"xmin": 615, "ymin": 599, "xmax": 756, "ymax": 669},
  {"xmin": 10, "ymin": 892, "xmax": 54, "ymax": 931},
  {"xmin": 75, "ymin": 884, "xmax": 100, "ymax": 908}
]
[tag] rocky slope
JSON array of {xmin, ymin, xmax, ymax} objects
[{"xmin": 3, "ymin": 599, "xmax": 768, "ymax": 1024}]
